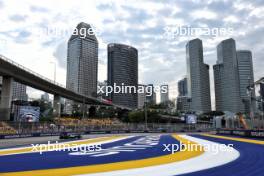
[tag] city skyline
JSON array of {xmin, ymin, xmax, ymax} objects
[
  {"xmin": 0, "ymin": 0, "xmax": 263, "ymax": 108},
  {"xmin": 0, "ymin": 28, "xmax": 259, "ymax": 111}
]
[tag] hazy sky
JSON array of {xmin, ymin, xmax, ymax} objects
[{"xmin": 0, "ymin": 0, "xmax": 263, "ymax": 108}]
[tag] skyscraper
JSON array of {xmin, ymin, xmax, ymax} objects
[
  {"xmin": 237, "ymin": 50, "xmax": 256, "ymax": 113},
  {"xmin": 178, "ymin": 77, "xmax": 188, "ymax": 96},
  {"xmin": 65, "ymin": 22, "xmax": 98, "ymax": 114},
  {"xmin": 12, "ymin": 82, "xmax": 27, "ymax": 101},
  {"xmin": 41, "ymin": 93, "xmax": 49, "ymax": 102},
  {"xmin": 259, "ymin": 83, "xmax": 264, "ymax": 113},
  {"xmin": 146, "ymin": 84, "xmax": 156, "ymax": 105},
  {"xmin": 66, "ymin": 22, "xmax": 98, "ymax": 97},
  {"xmin": 11, "ymin": 82, "xmax": 28, "ymax": 122},
  {"xmin": 186, "ymin": 38, "xmax": 211, "ymax": 113},
  {"xmin": 0, "ymin": 77, "xmax": 27, "ymax": 101},
  {"xmin": 176, "ymin": 96, "xmax": 191, "ymax": 112},
  {"xmin": 0, "ymin": 77, "xmax": 27, "ymax": 121},
  {"xmin": 260, "ymin": 83, "xmax": 264, "ymax": 99},
  {"xmin": 97, "ymin": 80, "xmax": 108, "ymax": 100},
  {"xmin": 213, "ymin": 38, "xmax": 243, "ymax": 113},
  {"xmin": 177, "ymin": 77, "xmax": 190, "ymax": 112},
  {"xmin": 138, "ymin": 84, "xmax": 146, "ymax": 109},
  {"xmin": 107, "ymin": 43, "xmax": 138, "ymax": 109},
  {"xmin": 160, "ymin": 84, "xmax": 169, "ymax": 103}
]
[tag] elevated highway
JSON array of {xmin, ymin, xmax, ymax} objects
[{"xmin": 0, "ymin": 54, "xmax": 131, "ymax": 120}]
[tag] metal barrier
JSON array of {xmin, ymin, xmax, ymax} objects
[
  {"xmin": 216, "ymin": 129, "xmax": 264, "ymax": 138},
  {"xmin": 0, "ymin": 121, "xmax": 213, "ymax": 138}
]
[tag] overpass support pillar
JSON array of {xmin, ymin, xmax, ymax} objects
[
  {"xmin": 0, "ymin": 76, "xmax": 14, "ymax": 120},
  {"xmin": 53, "ymin": 94, "xmax": 61, "ymax": 117}
]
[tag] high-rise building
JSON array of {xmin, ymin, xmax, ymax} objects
[
  {"xmin": 237, "ymin": 50, "xmax": 256, "ymax": 113},
  {"xmin": 138, "ymin": 84, "xmax": 146, "ymax": 109},
  {"xmin": 146, "ymin": 84, "xmax": 156, "ymax": 105},
  {"xmin": 178, "ymin": 77, "xmax": 188, "ymax": 96},
  {"xmin": 177, "ymin": 77, "xmax": 190, "ymax": 112},
  {"xmin": 12, "ymin": 82, "xmax": 27, "ymax": 101},
  {"xmin": 97, "ymin": 80, "xmax": 108, "ymax": 100},
  {"xmin": 186, "ymin": 38, "xmax": 211, "ymax": 113},
  {"xmin": 260, "ymin": 83, "xmax": 264, "ymax": 99},
  {"xmin": 12, "ymin": 82, "xmax": 28, "ymax": 122},
  {"xmin": 66, "ymin": 22, "xmax": 98, "ymax": 97},
  {"xmin": 176, "ymin": 96, "xmax": 191, "ymax": 112},
  {"xmin": 0, "ymin": 77, "xmax": 27, "ymax": 101},
  {"xmin": 65, "ymin": 22, "xmax": 98, "ymax": 114},
  {"xmin": 213, "ymin": 38, "xmax": 243, "ymax": 113},
  {"xmin": 41, "ymin": 93, "xmax": 49, "ymax": 102},
  {"xmin": 107, "ymin": 43, "xmax": 138, "ymax": 109},
  {"xmin": 256, "ymin": 96, "xmax": 264, "ymax": 113},
  {"xmin": 258, "ymin": 83, "xmax": 264, "ymax": 113},
  {"xmin": 160, "ymin": 84, "xmax": 169, "ymax": 103},
  {"xmin": 0, "ymin": 77, "xmax": 27, "ymax": 121}
]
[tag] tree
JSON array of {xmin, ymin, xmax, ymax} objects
[{"xmin": 128, "ymin": 111, "xmax": 144, "ymax": 123}]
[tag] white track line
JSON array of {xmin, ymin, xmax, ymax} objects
[{"xmin": 77, "ymin": 134, "xmax": 240, "ymax": 176}]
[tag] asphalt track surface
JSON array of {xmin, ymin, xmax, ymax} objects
[
  {"xmin": 180, "ymin": 134, "xmax": 264, "ymax": 176},
  {"xmin": 0, "ymin": 134, "xmax": 128, "ymax": 148},
  {"xmin": 0, "ymin": 133, "xmax": 263, "ymax": 176}
]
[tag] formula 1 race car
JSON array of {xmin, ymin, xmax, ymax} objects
[{"xmin": 59, "ymin": 132, "xmax": 82, "ymax": 139}]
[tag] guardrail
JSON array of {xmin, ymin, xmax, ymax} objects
[
  {"xmin": 216, "ymin": 129, "xmax": 264, "ymax": 138},
  {"xmin": 0, "ymin": 121, "xmax": 213, "ymax": 139}
]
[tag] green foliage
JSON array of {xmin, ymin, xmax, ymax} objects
[
  {"xmin": 95, "ymin": 107, "xmax": 116, "ymax": 118},
  {"xmin": 128, "ymin": 111, "xmax": 145, "ymax": 123},
  {"xmin": 148, "ymin": 103, "xmax": 166, "ymax": 109},
  {"xmin": 39, "ymin": 116, "xmax": 54, "ymax": 122},
  {"xmin": 31, "ymin": 99, "xmax": 53, "ymax": 120},
  {"xmin": 199, "ymin": 111, "xmax": 224, "ymax": 121},
  {"xmin": 127, "ymin": 110, "xmax": 176, "ymax": 123},
  {"xmin": 203, "ymin": 111, "xmax": 224, "ymax": 116}
]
